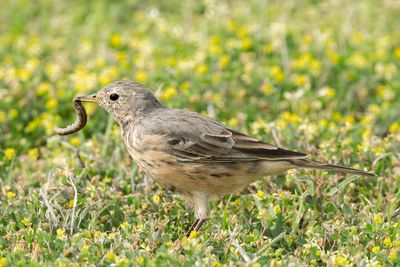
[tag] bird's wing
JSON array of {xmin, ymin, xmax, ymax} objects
[{"xmin": 144, "ymin": 109, "xmax": 308, "ymax": 163}]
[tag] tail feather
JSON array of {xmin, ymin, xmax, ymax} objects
[{"xmin": 290, "ymin": 159, "xmax": 375, "ymax": 177}]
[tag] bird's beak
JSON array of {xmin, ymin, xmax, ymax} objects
[{"xmin": 76, "ymin": 94, "xmax": 100, "ymax": 104}]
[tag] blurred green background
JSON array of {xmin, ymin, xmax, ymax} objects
[{"xmin": 0, "ymin": 0, "xmax": 400, "ymax": 266}]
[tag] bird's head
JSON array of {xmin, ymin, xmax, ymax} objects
[{"xmin": 78, "ymin": 80, "xmax": 163, "ymax": 126}]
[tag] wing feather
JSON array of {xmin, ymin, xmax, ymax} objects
[{"xmin": 145, "ymin": 109, "xmax": 308, "ymax": 162}]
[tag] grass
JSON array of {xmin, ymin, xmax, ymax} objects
[{"xmin": 1, "ymin": 0, "xmax": 400, "ymax": 266}]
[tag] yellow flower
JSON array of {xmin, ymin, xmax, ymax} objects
[
  {"xmin": 256, "ymin": 190, "xmax": 265, "ymax": 199},
  {"xmin": 22, "ymin": 217, "xmax": 31, "ymax": 227},
  {"xmin": 240, "ymin": 37, "xmax": 253, "ymax": 50},
  {"xmin": 108, "ymin": 232, "xmax": 116, "ymax": 239},
  {"xmin": 208, "ymin": 35, "xmax": 222, "ymax": 53},
  {"xmin": 389, "ymin": 122, "xmax": 400, "ymax": 134},
  {"xmin": 274, "ymin": 205, "xmax": 281, "ymax": 214},
  {"xmin": 56, "ymin": 228, "xmax": 66, "ymax": 239},
  {"xmin": 384, "ymin": 237, "xmax": 392, "ymax": 248},
  {"xmin": 99, "ymin": 66, "xmax": 119, "ymax": 86},
  {"xmin": 389, "ymin": 250, "xmax": 397, "ymax": 261},
  {"xmin": 219, "ymin": 55, "xmax": 230, "ymax": 69},
  {"xmin": 196, "ymin": 64, "xmax": 208, "ymax": 75},
  {"xmin": 352, "ymin": 32, "xmax": 364, "ymax": 44},
  {"xmin": 6, "ymin": 191, "xmax": 16, "ymax": 199},
  {"xmin": 136, "ymin": 224, "xmax": 143, "ymax": 231},
  {"xmin": 251, "ymin": 263, "xmax": 261, "ymax": 267},
  {"xmin": 228, "ymin": 117, "xmax": 238, "ymax": 128},
  {"xmin": 208, "ymin": 42, "xmax": 222, "ymax": 55},
  {"xmin": 180, "ymin": 81, "xmax": 190, "ymax": 91},
  {"xmin": 371, "ymin": 246, "xmax": 380, "ymax": 253},
  {"xmin": 319, "ymin": 86, "xmax": 336, "ymax": 98},
  {"xmin": 36, "ymin": 82, "xmax": 51, "ymax": 96},
  {"xmin": 136, "ymin": 256, "xmax": 144, "ymax": 264},
  {"xmin": 93, "ymin": 231, "xmax": 102, "ymax": 238},
  {"xmin": 120, "ymin": 221, "xmax": 129, "ymax": 230},
  {"xmin": 165, "ymin": 57, "xmax": 177, "ymax": 67},
  {"xmin": 376, "ymin": 85, "xmax": 395, "ymax": 101},
  {"xmin": 110, "ymin": 33, "xmax": 123, "ymax": 48},
  {"xmin": 287, "ymin": 169, "xmax": 296, "ymax": 176},
  {"xmin": 153, "ymin": 194, "xmax": 160, "ymax": 204},
  {"xmin": 326, "ymin": 50, "xmax": 340, "ymax": 64},
  {"xmin": 375, "ymin": 63, "xmax": 396, "ymax": 80},
  {"xmin": 292, "ymin": 74, "xmax": 308, "ymax": 87},
  {"xmin": 71, "ymin": 67, "xmax": 97, "ymax": 93},
  {"xmin": 27, "ymin": 227, "xmax": 34, "ymax": 235},
  {"xmin": 210, "ymin": 35, "xmax": 221, "ymax": 44},
  {"xmin": 189, "ymin": 230, "xmax": 197, "ymax": 239},
  {"xmin": 69, "ymin": 137, "xmax": 80, "ymax": 146},
  {"xmin": 301, "ymin": 33, "xmax": 313, "ymax": 44},
  {"xmin": 17, "ymin": 68, "xmax": 32, "ymax": 81},
  {"xmin": 263, "ymin": 44, "xmax": 273, "ymax": 54},
  {"xmin": 374, "ymin": 146, "xmax": 383, "ymax": 156},
  {"xmin": 28, "ymin": 148, "xmax": 39, "ymax": 160},
  {"xmin": 9, "ymin": 109, "xmax": 18, "ymax": 119},
  {"xmin": 332, "ymin": 112, "xmax": 342, "ymax": 122},
  {"xmin": 135, "ymin": 70, "xmax": 148, "ymax": 83},
  {"xmin": 344, "ymin": 115, "xmax": 355, "ymax": 125},
  {"xmin": 309, "ymin": 59, "xmax": 322, "ymax": 75},
  {"xmin": 361, "ymin": 114, "xmax": 374, "ymax": 126},
  {"xmin": 106, "ymin": 251, "xmax": 116, "ymax": 261},
  {"xmin": 26, "ymin": 118, "xmax": 39, "ymax": 133},
  {"xmin": 270, "ymin": 66, "xmax": 285, "ymax": 83},
  {"xmin": 45, "ymin": 63, "xmax": 61, "ymax": 79},
  {"xmin": 117, "ymin": 51, "xmax": 128, "ymax": 63},
  {"xmin": 234, "ymin": 198, "xmax": 241, "ymax": 206},
  {"xmin": 293, "ymin": 53, "xmax": 311, "ymax": 69},
  {"xmin": 45, "ymin": 98, "xmax": 58, "ymax": 110},
  {"xmin": 334, "ymin": 255, "xmax": 349, "ymax": 266},
  {"xmin": 0, "ymin": 257, "xmax": 8, "ymax": 267},
  {"xmin": 94, "ymin": 59, "xmax": 106, "ymax": 70},
  {"xmin": 0, "ymin": 111, "xmax": 5, "ymax": 122},
  {"xmin": 318, "ymin": 118, "xmax": 328, "ymax": 130},
  {"xmin": 374, "ymin": 214, "xmax": 383, "ymax": 224},
  {"xmin": 68, "ymin": 199, "xmax": 75, "ymax": 208},
  {"xmin": 394, "ymin": 47, "xmax": 400, "ymax": 59},
  {"xmin": 162, "ymin": 86, "xmax": 178, "ymax": 101},
  {"xmin": 102, "ymin": 177, "xmax": 112, "ymax": 184},
  {"xmin": 227, "ymin": 20, "xmax": 237, "ymax": 31},
  {"xmin": 261, "ymin": 83, "xmax": 272, "ymax": 94},
  {"xmin": 4, "ymin": 148, "xmax": 16, "ymax": 160},
  {"xmin": 348, "ymin": 53, "xmax": 367, "ymax": 68},
  {"xmin": 80, "ymin": 245, "xmax": 90, "ymax": 254},
  {"xmin": 281, "ymin": 111, "xmax": 301, "ymax": 124},
  {"xmin": 99, "ymin": 72, "xmax": 112, "ymax": 86}
]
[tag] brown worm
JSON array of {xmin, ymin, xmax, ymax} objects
[{"xmin": 54, "ymin": 98, "xmax": 87, "ymax": 135}]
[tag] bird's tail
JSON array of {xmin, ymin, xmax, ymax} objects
[{"xmin": 290, "ymin": 159, "xmax": 375, "ymax": 177}]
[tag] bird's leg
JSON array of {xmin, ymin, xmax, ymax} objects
[
  {"xmin": 186, "ymin": 219, "xmax": 199, "ymax": 237},
  {"xmin": 186, "ymin": 218, "xmax": 207, "ymax": 238},
  {"xmin": 185, "ymin": 192, "xmax": 210, "ymax": 237},
  {"xmin": 193, "ymin": 218, "xmax": 206, "ymax": 232}
]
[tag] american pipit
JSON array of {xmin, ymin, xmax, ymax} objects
[{"xmin": 77, "ymin": 80, "xmax": 374, "ymax": 237}]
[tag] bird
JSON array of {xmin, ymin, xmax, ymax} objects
[{"xmin": 77, "ymin": 80, "xmax": 375, "ymax": 237}]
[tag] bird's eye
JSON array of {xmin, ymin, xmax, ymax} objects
[{"xmin": 110, "ymin": 93, "xmax": 119, "ymax": 101}]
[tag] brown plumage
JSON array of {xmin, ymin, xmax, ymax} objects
[{"xmin": 77, "ymin": 80, "xmax": 375, "ymax": 237}]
